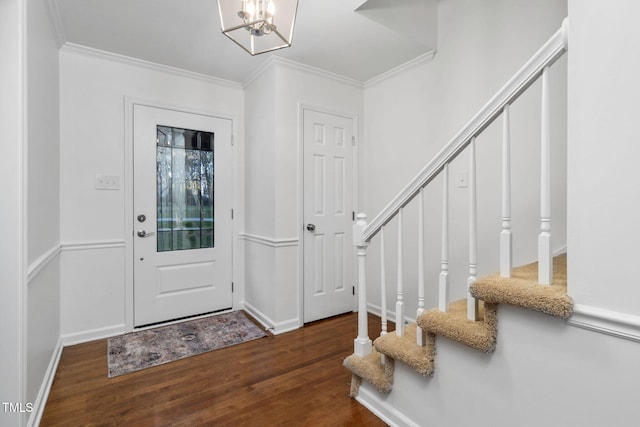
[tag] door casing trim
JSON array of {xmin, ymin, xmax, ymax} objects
[
  {"xmin": 297, "ymin": 103, "xmax": 360, "ymax": 326},
  {"xmin": 124, "ymin": 97, "xmax": 240, "ymax": 332}
]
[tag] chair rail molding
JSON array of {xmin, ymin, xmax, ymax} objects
[
  {"xmin": 27, "ymin": 244, "xmax": 61, "ymax": 283},
  {"xmin": 238, "ymin": 233, "xmax": 299, "ymax": 248},
  {"xmin": 60, "ymin": 239, "xmax": 126, "ymax": 252},
  {"xmin": 569, "ymin": 304, "xmax": 640, "ymax": 343}
]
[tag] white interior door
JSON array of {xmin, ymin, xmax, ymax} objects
[
  {"xmin": 303, "ymin": 109, "xmax": 355, "ymax": 323},
  {"xmin": 133, "ymin": 105, "xmax": 233, "ymax": 327}
]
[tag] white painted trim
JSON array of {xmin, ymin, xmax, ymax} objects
[
  {"xmin": 45, "ymin": 0, "xmax": 66, "ymax": 47},
  {"xmin": 60, "ymin": 42, "xmax": 243, "ymax": 89},
  {"xmin": 61, "ymin": 323, "xmax": 126, "ymax": 346},
  {"xmin": 238, "ymin": 233, "xmax": 299, "ymax": 248},
  {"xmin": 298, "ymin": 104, "xmax": 361, "ymax": 322},
  {"xmin": 569, "ymin": 304, "xmax": 640, "ymax": 343},
  {"xmin": 242, "ymin": 301, "xmax": 300, "ymax": 335},
  {"xmin": 243, "ymin": 55, "xmax": 364, "ymax": 88},
  {"xmin": 355, "ymin": 382, "xmax": 420, "ymax": 427},
  {"xmin": 364, "ymin": 50, "xmax": 436, "ymax": 88},
  {"xmin": 19, "ymin": 0, "xmax": 28, "ymax": 422},
  {"xmin": 27, "ymin": 244, "xmax": 61, "ymax": 282},
  {"xmin": 553, "ymin": 246, "xmax": 567, "ymax": 256},
  {"xmin": 60, "ymin": 240, "xmax": 126, "ymax": 251},
  {"xmin": 362, "ymin": 22, "xmax": 568, "ymax": 242},
  {"xmin": 123, "ymin": 97, "xmax": 240, "ymax": 332},
  {"xmin": 27, "ymin": 337, "xmax": 63, "ymax": 427}
]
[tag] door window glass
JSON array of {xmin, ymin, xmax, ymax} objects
[{"xmin": 156, "ymin": 125, "xmax": 214, "ymax": 252}]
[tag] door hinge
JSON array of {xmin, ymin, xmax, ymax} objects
[
  {"xmin": 231, "ymin": 209, "xmax": 234, "ymax": 219},
  {"xmin": 352, "ymin": 136, "xmax": 356, "ymax": 146},
  {"xmin": 352, "ymin": 211, "xmax": 355, "ymax": 221},
  {"xmin": 231, "ymin": 134, "xmax": 234, "ymax": 146},
  {"xmin": 352, "ymin": 286, "xmax": 355, "ymax": 296},
  {"xmin": 232, "ymin": 282, "xmax": 234, "ymax": 293}
]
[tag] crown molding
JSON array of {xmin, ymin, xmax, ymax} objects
[
  {"xmin": 243, "ymin": 55, "xmax": 364, "ymax": 89},
  {"xmin": 46, "ymin": 0, "xmax": 66, "ymax": 47},
  {"xmin": 364, "ymin": 50, "xmax": 436, "ymax": 88},
  {"xmin": 60, "ymin": 42, "xmax": 243, "ymax": 90}
]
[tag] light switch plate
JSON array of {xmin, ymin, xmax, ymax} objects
[{"xmin": 95, "ymin": 174, "xmax": 120, "ymax": 190}]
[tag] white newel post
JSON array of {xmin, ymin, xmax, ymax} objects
[
  {"xmin": 467, "ymin": 138, "xmax": 480, "ymax": 321},
  {"xmin": 353, "ymin": 213, "xmax": 372, "ymax": 357},
  {"xmin": 538, "ymin": 66, "xmax": 553, "ymax": 285},
  {"xmin": 501, "ymin": 104, "xmax": 513, "ymax": 278}
]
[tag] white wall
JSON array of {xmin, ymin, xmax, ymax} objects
[
  {"xmin": 59, "ymin": 47, "xmax": 244, "ymax": 340},
  {"xmin": 567, "ymin": 0, "xmax": 640, "ymax": 317},
  {"xmin": 26, "ymin": 0, "xmax": 61, "ymax": 424},
  {"xmin": 0, "ymin": 0, "xmax": 26, "ymax": 425},
  {"xmin": 363, "ymin": 0, "xmax": 568, "ymax": 320},
  {"xmin": 359, "ymin": 305, "xmax": 640, "ymax": 427},
  {"xmin": 356, "ymin": 1, "xmax": 640, "ymax": 425},
  {"xmin": 243, "ymin": 59, "xmax": 363, "ymax": 332}
]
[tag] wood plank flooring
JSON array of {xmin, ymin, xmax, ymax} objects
[{"xmin": 41, "ymin": 312, "xmax": 388, "ymax": 426}]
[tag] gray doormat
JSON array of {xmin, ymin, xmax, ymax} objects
[{"xmin": 108, "ymin": 311, "xmax": 267, "ymax": 377}]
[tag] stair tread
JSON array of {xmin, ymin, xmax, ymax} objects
[
  {"xmin": 471, "ymin": 254, "xmax": 573, "ymax": 318},
  {"xmin": 343, "ymin": 350, "xmax": 393, "ymax": 393},
  {"xmin": 418, "ymin": 300, "xmax": 498, "ymax": 353},
  {"xmin": 374, "ymin": 325, "xmax": 435, "ymax": 376}
]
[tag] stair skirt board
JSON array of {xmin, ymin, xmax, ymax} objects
[{"xmin": 344, "ymin": 254, "xmax": 573, "ymax": 400}]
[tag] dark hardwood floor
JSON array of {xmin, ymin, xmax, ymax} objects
[{"xmin": 41, "ymin": 312, "xmax": 388, "ymax": 426}]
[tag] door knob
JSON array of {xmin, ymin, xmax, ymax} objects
[
  {"xmin": 306, "ymin": 224, "xmax": 316, "ymax": 232},
  {"xmin": 137, "ymin": 230, "xmax": 156, "ymax": 238}
]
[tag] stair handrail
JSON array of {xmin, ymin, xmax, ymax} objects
[{"xmin": 362, "ymin": 18, "xmax": 568, "ymax": 244}]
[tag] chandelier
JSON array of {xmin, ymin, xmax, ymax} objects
[{"xmin": 217, "ymin": 0, "xmax": 299, "ymax": 55}]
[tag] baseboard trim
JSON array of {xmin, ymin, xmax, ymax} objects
[
  {"xmin": 367, "ymin": 303, "xmax": 416, "ymax": 326},
  {"xmin": 61, "ymin": 324, "xmax": 126, "ymax": 346},
  {"xmin": 569, "ymin": 304, "xmax": 640, "ymax": 343},
  {"xmin": 27, "ymin": 337, "xmax": 63, "ymax": 427},
  {"xmin": 355, "ymin": 382, "xmax": 420, "ymax": 427},
  {"xmin": 242, "ymin": 301, "xmax": 301, "ymax": 335}
]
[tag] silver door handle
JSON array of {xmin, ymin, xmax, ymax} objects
[
  {"xmin": 306, "ymin": 224, "xmax": 316, "ymax": 232},
  {"xmin": 137, "ymin": 230, "xmax": 156, "ymax": 238}
]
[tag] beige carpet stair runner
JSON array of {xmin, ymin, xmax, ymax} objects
[{"xmin": 344, "ymin": 254, "xmax": 572, "ymax": 396}]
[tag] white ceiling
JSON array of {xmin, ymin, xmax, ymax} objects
[{"xmin": 53, "ymin": 0, "xmax": 437, "ymax": 83}]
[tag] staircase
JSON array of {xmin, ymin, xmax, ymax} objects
[{"xmin": 343, "ymin": 18, "xmax": 571, "ymax": 416}]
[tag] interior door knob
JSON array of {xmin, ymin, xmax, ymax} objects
[{"xmin": 306, "ymin": 224, "xmax": 316, "ymax": 232}]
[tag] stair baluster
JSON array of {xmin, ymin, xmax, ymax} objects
[
  {"xmin": 539, "ymin": 66, "xmax": 553, "ymax": 285},
  {"xmin": 467, "ymin": 138, "xmax": 480, "ymax": 321},
  {"xmin": 417, "ymin": 188, "xmax": 427, "ymax": 346},
  {"xmin": 501, "ymin": 104, "xmax": 513, "ymax": 278},
  {"xmin": 380, "ymin": 226, "xmax": 388, "ymax": 337},
  {"xmin": 396, "ymin": 208, "xmax": 405, "ymax": 337},
  {"xmin": 439, "ymin": 164, "xmax": 450, "ymax": 312}
]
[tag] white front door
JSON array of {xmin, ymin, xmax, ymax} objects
[
  {"xmin": 133, "ymin": 105, "xmax": 233, "ymax": 327},
  {"xmin": 303, "ymin": 109, "xmax": 355, "ymax": 323}
]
